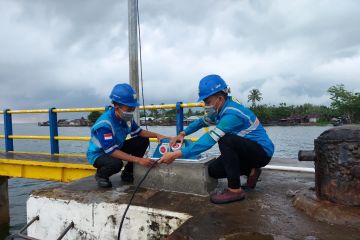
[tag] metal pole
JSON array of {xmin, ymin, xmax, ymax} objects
[
  {"xmin": 128, "ymin": 0, "xmax": 140, "ymax": 124},
  {"xmin": 4, "ymin": 109, "xmax": 14, "ymax": 152},
  {"xmin": 56, "ymin": 221, "xmax": 74, "ymax": 240},
  {"xmin": 264, "ymin": 165, "xmax": 315, "ymax": 173},
  {"xmin": 49, "ymin": 107, "xmax": 59, "ymax": 154},
  {"xmin": 176, "ymin": 102, "xmax": 184, "ymax": 135}
]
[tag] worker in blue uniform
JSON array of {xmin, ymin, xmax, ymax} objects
[
  {"xmin": 159, "ymin": 75, "xmax": 274, "ymax": 204},
  {"xmin": 87, "ymin": 83, "xmax": 167, "ymax": 188}
]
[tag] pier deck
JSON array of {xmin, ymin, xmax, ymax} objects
[
  {"xmin": 29, "ymin": 169, "xmax": 360, "ymax": 240},
  {"xmin": 0, "ymin": 152, "xmax": 94, "ymax": 182},
  {"xmin": 0, "ymin": 152, "xmax": 87, "ymax": 164}
]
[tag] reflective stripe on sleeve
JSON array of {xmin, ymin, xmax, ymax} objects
[
  {"xmin": 238, "ymin": 117, "xmax": 260, "ymax": 137},
  {"xmin": 91, "ymin": 136, "xmax": 102, "ymax": 148},
  {"xmin": 93, "ymin": 120, "xmax": 115, "ymax": 135},
  {"xmin": 104, "ymin": 144, "xmax": 119, "ymax": 154},
  {"xmin": 209, "ymin": 127, "xmax": 225, "ymax": 142}
]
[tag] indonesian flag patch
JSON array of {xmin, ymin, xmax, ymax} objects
[{"xmin": 103, "ymin": 133, "xmax": 113, "ymax": 140}]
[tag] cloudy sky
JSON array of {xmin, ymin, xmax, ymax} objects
[{"xmin": 1, "ymin": 0, "xmax": 360, "ymax": 122}]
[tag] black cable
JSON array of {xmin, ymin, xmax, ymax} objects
[
  {"xmin": 117, "ymin": 159, "xmax": 159, "ymax": 239},
  {"xmin": 136, "ymin": 0, "xmax": 151, "ymax": 158},
  {"xmin": 136, "ymin": 0, "xmax": 148, "ymax": 131}
]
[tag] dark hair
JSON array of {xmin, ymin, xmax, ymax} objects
[{"xmin": 214, "ymin": 91, "xmax": 228, "ymax": 99}]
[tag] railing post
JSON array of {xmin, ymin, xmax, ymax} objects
[
  {"xmin": 176, "ymin": 102, "xmax": 184, "ymax": 135},
  {"xmin": 4, "ymin": 109, "xmax": 14, "ymax": 152},
  {"xmin": 49, "ymin": 107, "xmax": 59, "ymax": 154}
]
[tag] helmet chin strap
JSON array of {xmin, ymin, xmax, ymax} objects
[
  {"xmin": 216, "ymin": 96, "xmax": 226, "ymax": 113},
  {"xmin": 114, "ymin": 106, "xmax": 123, "ymax": 119},
  {"xmin": 214, "ymin": 98, "xmax": 220, "ymax": 113}
]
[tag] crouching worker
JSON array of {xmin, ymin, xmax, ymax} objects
[
  {"xmin": 159, "ymin": 75, "xmax": 274, "ymax": 204},
  {"xmin": 87, "ymin": 83, "xmax": 167, "ymax": 188}
]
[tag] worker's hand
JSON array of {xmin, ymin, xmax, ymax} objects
[
  {"xmin": 169, "ymin": 132, "xmax": 185, "ymax": 147},
  {"xmin": 138, "ymin": 157, "xmax": 157, "ymax": 167},
  {"xmin": 156, "ymin": 133, "xmax": 169, "ymax": 142},
  {"xmin": 158, "ymin": 151, "xmax": 182, "ymax": 164}
]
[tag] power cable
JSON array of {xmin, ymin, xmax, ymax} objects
[
  {"xmin": 117, "ymin": 159, "xmax": 159, "ymax": 239},
  {"xmin": 137, "ymin": 0, "xmax": 148, "ymax": 131}
]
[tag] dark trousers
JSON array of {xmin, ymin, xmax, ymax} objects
[
  {"xmin": 208, "ymin": 134, "xmax": 271, "ymax": 189},
  {"xmin": 93, "ymin": 136, "xmax": 150, "ymax": 179}
]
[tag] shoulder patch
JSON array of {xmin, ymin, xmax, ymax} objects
[{"xmin": 103, "ymin": 133, "xmax": 113, "ymax": 140}]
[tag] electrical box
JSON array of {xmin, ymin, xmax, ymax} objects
[{"xmin": 152, "ymin": 138, "xmax": 200, "ymax": 160}]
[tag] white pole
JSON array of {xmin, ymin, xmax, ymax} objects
[{"xmin": 264, "ymin": 165, "xmax": 315, "ymax": 173}]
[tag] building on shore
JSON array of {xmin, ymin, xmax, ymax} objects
[{"xmin": 38, "ymin": 117, "xmax": 90, "ymax": 127}]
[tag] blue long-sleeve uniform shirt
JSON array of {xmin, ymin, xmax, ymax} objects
[
  {"xmin": 87, "ymin": 107, "xmax": 142, "ymax": 164},
  {"xmin": 181, "ymin": 96, "xmax": 274, "ymax": 158}
]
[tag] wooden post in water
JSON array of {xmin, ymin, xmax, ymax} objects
[
  {"xmin": 0, "ymin": 177, "xmax": 9, "ymax": 226},
  {"xmin": 128, "ymin": 0, "xmax": 140, "ymax": 124}
]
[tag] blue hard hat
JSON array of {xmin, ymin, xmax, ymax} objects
[
  {"xmin": 109, "ymin": 83, "xmax": 140, "ymax": 107},
  {"xmin": 197, "ymin": 74, "xmax": 228, "ymax": 101}
]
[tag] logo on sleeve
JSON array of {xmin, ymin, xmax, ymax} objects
[{"xmin": 104, "ymin": 133, "xmax": 113, "ymax": 140}]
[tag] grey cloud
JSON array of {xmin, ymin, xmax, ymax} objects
[
  {"xmin": 1, "ymin": 0, "xmax": 360, "ymax": 123},
  {"xmin": 14, "ymin": 0, "xmax": 128, "ymax": 50}
]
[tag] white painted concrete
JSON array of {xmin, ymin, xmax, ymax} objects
[{"xmin": 27, "ymin": 196, "xmax": 191, "ymax": 240}]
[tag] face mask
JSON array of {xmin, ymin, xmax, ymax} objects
[
  {"xmin": 204, "ymin": 105, "xmax": 217, "ymax": 118},
  {"xmin": 204, "ymin": 97, "xmax": 220, "ymax": 118},
  {"xmin": 120, "ymin": 110, "xmax": 134, "ymax": 122}
]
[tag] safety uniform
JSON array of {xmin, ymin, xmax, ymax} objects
[
  {"xmin": 181, "ymin": 96, "xmax": 274, "ymax": 159},
  {"xmin": 87, "ymin": 107, "xmax": 142, "ymax": 165},
  {"xmin": 87, "ymin": 83, "xmax": 148, "ymax": 182}
]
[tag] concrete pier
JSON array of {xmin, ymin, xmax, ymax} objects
[{"xmin": 26, "ymin": 169, "xmax": 360, "ymax": 240}]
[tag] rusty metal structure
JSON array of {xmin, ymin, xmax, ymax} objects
[{"xmin": 299, "ymin": 125, "xmax": 360, "ymax": 206}]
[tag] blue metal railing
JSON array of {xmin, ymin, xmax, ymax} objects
[{"xmin": 1, "ymin": 102, "xmax": 204, "ymax": 155}]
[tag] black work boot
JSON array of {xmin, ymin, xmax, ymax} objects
[{"xmin": 95, "ymin": 173, "xmax": 112, "ymax": 188}]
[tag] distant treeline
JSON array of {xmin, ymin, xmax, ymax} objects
[
  {"xmin": 250, "ymin": 104, "xmax": 332, "ymax": 125},
  {"xmin": 87, "ymin": 84, "xmax": 360, "ymax": 125},
  {"xmin": 138, "ymin": 103, "xmax": 335, "ymax": 125},
  {"xmin": 245, "ymin": 84, "xmax": 360, "ymax": 124}
]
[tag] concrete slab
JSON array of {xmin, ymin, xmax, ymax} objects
[
  {"xmin": 134, "ymin": 157, "xmax": 217, "ymax": 196},
  {"xmin": 27, "ymin": 169, "xmax": 360, "ymax": 240}
]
